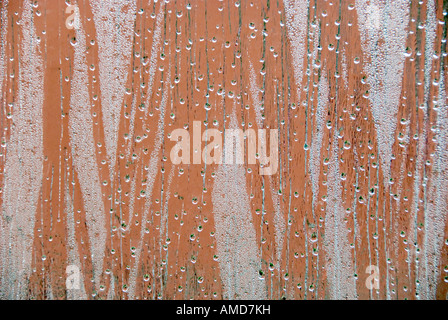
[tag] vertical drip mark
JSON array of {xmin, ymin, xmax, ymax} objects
[
  {"xmin": 1, "ymin": 0, "xmax": 42, "ymax": 299},
  {"xmin": 0, "ymin": 0, "xmax": 9, "ymax": 296},
  {"xmin": 248, "ymin": 61, "xmax": 284, "ymax": 269},
  {"xmin": 65, "ymin": 185, "xmax": 87, "ymax": 300},
  {"xmin": 127, "ymin": 65, "xmax": 170, "ymax": 300},
  {"xmin": 283, "ymin": 0, "xmax": 311, "ymax": 295},
  {"xmin": 420, "ymin": 50, "xmax": 447, "ymax": 299},
  {"xmin": 324, "ymin": 130, "xmax": 357, "ymax": 300},
  {"xmin": 69, "ymin": 19, "xmax": 106, "ymax": 290},
  {"xmin": 126, "ymin": 3, "xmax": 165, "ymax": 229},
  {"xmin": 0, "ymin": 0, "xmax": 44, "ymax": 299},
  {"xmin": 128, "ymin": 4, "xmax": 164, "ymax": 157},
  {"xmin": 310, "ymin": 71, "xmax": 328, "ymax": 211},
  {"xmin": 0, "ymin": 0, "xmax": 8, "ymax": 102},
  {"xmin": 248, "ymin": 61, "xmax": 264, "ymax": 128},
  {"xmin": 90, "ymin": 0, "xmax": 137, "ymax": 179},
  {"xmin": 211, "ymin": 112, "xmax": 266, "ymax": 300},
  {"xmin": 283, "ymin": 0, "xmax": 309, "ymax": 101},
  {"xmin": 356, "ymin": 0, "xmax": 410, "ymax": 181},
  {"xmin": 411, "ymin": 0, "xmax": 437, "ymax": 298},
  {"xmin": 423, "ymin": 0, "xmax": 437, "ymax": 104},
  {"xmin": 160, "ymin": 166, "xmax": 174, "ymax": 242},
  {"xmin": 357, "ymin": 0, "xmax": 410, "ymax": 299}
]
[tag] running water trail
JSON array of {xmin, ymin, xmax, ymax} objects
[
  {"xmin": 356, "ymin": 1, "xmax": 410, "ymax": 298},
  {"xmin": 126, "ymin": 4, "xmax": 165, "ymax": 229},
  {"xmin": 356, "ymin": 0, "xmax": 410, "ymax": 181},
  {"xmin": 65, "ymin": 186, "xmax": 88, "ymax": 300},
  {"xmin": 68, "ymin": 18, "xmax": 106, "ymax": 289},
  {"xmin": 310, "ymin": 72, "xmax": 329, "ymax": 210},
  {"xmin": 126, "ymin": 4, "xmax": 164, "ymax": 157},
  {"xmin": 283, "ymin": 0, "xmax": 309, "ymax": 100},
  {"xmin": 420, "ymin": 62, "xmax": 447, "ymax": 299},
  {"xmin": 0, "ymin": 0, "xmax": 44, "ymax": 299},
  {"xmin": 0, "ymin": 0, "xmax": 7, "ymax": 101},
  {"xmin": 127, "ymin": 66, "xmax": 171, "ymax": 300},
  {"xmin": 0, "ymin": 0, "xmax": 9, "ymax": 296},
  {"xmin": 324, "ymin": 129, "xmax": 357, "ymax": 300},
  {"xmin": 211, "ymin": 112, "xmax": 266, "ymax": 300},
  {"xmin": 248, "ymin": 61, "xmax": 284, "ymax": 269},
  {"xmin": 410, "ymin": 1, "xmax": 437, "ymax": 297},
  {"xmin": 90, "ymin": 0, "xmax": 137, "ymax": 180}
]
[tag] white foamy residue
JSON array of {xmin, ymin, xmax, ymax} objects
[
  {"xmin": 324, "ymin": 131, "xmax": 357, "ymax": 299},
  {"xmin": 310, "ymin": 72, "xmax": 329, "ymax": 207},
  {"xmin": 0, "ymin": 0, "xmax": 44, "ymax": 299},
  {"xmin": 68, "ymin": 20, "xmax": 106, "ymax": 289},
  {"xmin": 0, "ymin": 0, "xmax": 9, "ymax": 297},
  {"xmin": 90, "ymin": 0, "xmax": 136, "ymax": 178},
  {"xmin": 420, "ymin": 62, "xmax": 447, "ymax": 299},
  {"xmin": 356, "ymin": 0, "xmax": 410, "ymax": 180},
  {"xmin": 283, "ymin": 0, "xmax": 309, "ymax": 100},
  {"xmin": 410, "ymin": 1, "xmax": 437, "ymax": 297},
  {"xmin": 211, "ymin": 113, "xmax": 266, "ymax": 299},
  {"xmin": 0, "ymin": 0, "xmax": 8, "ymax": 101}
]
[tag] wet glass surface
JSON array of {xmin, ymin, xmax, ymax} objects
[{"xmin": 0, "ymin": 0, "xmax": 447, "ymax": 300}]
